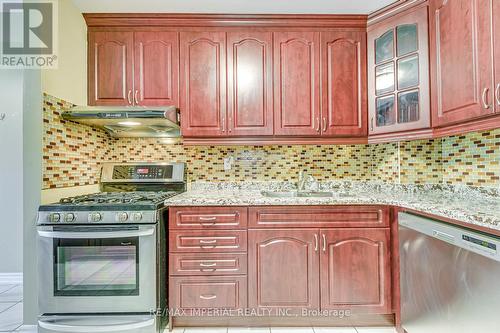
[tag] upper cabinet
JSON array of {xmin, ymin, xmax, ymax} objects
[
  {"xmin": 429, "ymin": 0, "xmax": 495, "ymax": 127},
  {"xmin": 179, "ymin": 32, "xmax": 227, "ymax": 137},
  {"xmin": 367, "ymin": 5, "xmax": 431, "ymax": 136},
  {"xmin": 88, "ymin": 31, "xmax": 179, "ymax": 107},
  {"xmin": 227, "ymin": 32, "xmax": 274, "ymax": 136},
  {"xmin": 321, "ymin": 31, "xmax": 367, "ymax": 137},
  {"xmin": 495, "ymin": 0, "xmax": 500, "ymax": 112},
  {"xmin": 134, "ymin": 32, "xmax": 179, "ymax": 106},
  {"xmin": 88, "ymin": 31, "xmax": 134, "ymax": 106},
  {"xmin": 273, "ymin": 32, "xmax": 321, "ymax": 136}
]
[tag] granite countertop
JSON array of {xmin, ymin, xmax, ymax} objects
[{"xmin": 165, "ymin": 181, "xmax": 500, "ymax": 232}]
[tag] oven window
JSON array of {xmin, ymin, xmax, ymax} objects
[{"xmin": 54, "ymin": 237, "xmax": 139, "ymax": 296}]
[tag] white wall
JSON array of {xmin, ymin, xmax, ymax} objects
[
  {"xmin": 42, "ymin": 0, "xmax": 87, "ymax": 105},
  {"xmin": 23, "ymin": 70, "xmax": 42, "ymax": 325},
  {"xmin": 0, "ymin": 70, "xmax": 24, "ymax": 275}
]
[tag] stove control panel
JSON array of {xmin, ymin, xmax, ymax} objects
[
  {"xmin": 101, "ymin": 162, "xmax": 185, "ymax": 183},
  {"xmin": 113, "ymin": 165, "xmax": 172, "ymax": 180},
  {"xmin": 38, "ymin": 210, "xmax": 157, "ymax": 225}
]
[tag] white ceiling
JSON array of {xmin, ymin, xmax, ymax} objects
[{"xmin": 71, "ymin": 0, "xmax": 396, "ymax": 15}]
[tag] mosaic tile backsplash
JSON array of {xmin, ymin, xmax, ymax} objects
[{"xmin": 42, "ymin": 94, "xmax": 500, "ymax": 189}]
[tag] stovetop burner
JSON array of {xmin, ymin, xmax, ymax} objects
[{"xmin": 59, "ymin": 191, "xmax": 179, "ymax": 205}]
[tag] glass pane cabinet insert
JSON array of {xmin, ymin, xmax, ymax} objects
[{"xmin": 368, "ymin": 5, "xmax": 430, "ymax": 135}]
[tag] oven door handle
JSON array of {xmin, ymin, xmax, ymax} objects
[
  {"xmin": 37, "ymin": 227, "xmax": 155, "ymax": 239},
  {"xmin": 38, "ymin": 317, "xmax": 155, "ymax": 332}
]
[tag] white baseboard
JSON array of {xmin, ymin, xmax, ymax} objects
[{"xmin": 0, "ymin": 272, "xmax": 23, "ymax": 284}]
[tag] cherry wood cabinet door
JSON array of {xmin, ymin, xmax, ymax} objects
[
  {"xmin": 88, "ymin": 31, "xmax": 134, "ymax": 106},
  {"xmin": 321, "ymin": 31, "xmax": 367, "ymax": 137},
  {"xmin": 430, "ymin": 0, "xmax": 494, "ymax": 126},
  {"xmin": 494, "ymin": 0, "xmax": 500, "ymax": 112},
  {"xmin": 227, "ymin": 32, "xmax": 274, "ymax": 136},
  {"xmin": 248, "ymin": 229, "xmax": 320, "ymax": 312},
  {"xmin": 134, "ymin": 31, "xmax": 179, "ymax": 106},
  {"xmin": 320, "ymin": 228, "xmax": 391, "ymax": 314},
  {"xmin": 273, "ymin": 32, "xmax": 321, "ymax": 136},
  {"xmin": 180, "ymin": 32, "xmax": 226, "ymax": 137}
]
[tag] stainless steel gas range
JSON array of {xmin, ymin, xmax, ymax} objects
[{"xmin": 36, "ymin": 162, "xmax": 185, "ymax": 333}]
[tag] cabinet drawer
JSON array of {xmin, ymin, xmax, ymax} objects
[
  {"xmin": 169, "ymin": 207, "xmax": 248, "ymax": 229},
  {"xmin": 170, "ymin": 276, "xmax": 247, "ymax": 310},
  {"xmin": 170, "ymin": 253, "xmax": 247, "ymax": 276},
  {"xmin": 169, "ymin": 230, "xmax": 247, "ymax": 253},
  {"xmin": 249, "ymin": 206, "xmax": 389, "ymax": 228}
]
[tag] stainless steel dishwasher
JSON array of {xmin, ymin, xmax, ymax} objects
[{"xmin": 398, "ymin": 212, "xmax": 500, "ymax": 333}]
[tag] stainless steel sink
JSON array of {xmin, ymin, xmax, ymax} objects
[{"xmin": 260, "ymin": 190, "xmax": 334, "ymax": 198}]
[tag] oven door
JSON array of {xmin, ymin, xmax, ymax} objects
[{"xmin": 37, "ymin": 225, "xmax": 157, "ymax": 314}]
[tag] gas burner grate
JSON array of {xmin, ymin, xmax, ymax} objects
[{"xmin": 59, "ymin": 191, "xmax": 179, "ymax": 205}]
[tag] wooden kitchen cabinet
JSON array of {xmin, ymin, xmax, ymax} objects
[
  {"xmin": 495, "ymin": 0, "xmax": 500, "ymax": 112},
  {"xmin": 367, "ymin": 4, "xmax": 430, "ymax": 137},
  {"xmin": 170, "ymin": 275, "xmax": 247, "ymax": 310},
  {"xmin": 320, "ymin": 228, "xmax": 391, "ymax": 314},
  {"xmin": 273, "ymin": 32, "xmax": 321, "ymax": 136},
  {"xmin": 321, "ymin": 31, "xmax": 367, "ymax": 137},
  {"xmin": 430, "ymin": 0, "xmax": 495, "ymax": 127},
  {"xmin": 248, "ymin": 229, "xmax": 320, "ymax": 311},
  {"xmin": 134, "ymin": 31, "xmax": 179, "ymax": 106},
  {"xmin": 179, "ymin": 32, "xmax": 227, "ymax": 137},
  {"xmin": 88, "ymin": 31, "xmax": 179, "ymax": 107},
  {"xmin": 88, "ymin": 31, "xmax": 134, "ymax": 106},
  {"xmin": 227, "ymin": 32, "xmax": 274, "ymax": 136},
  {"xmin": 249, "ymin": 205, "xmax": 390, "ymax": 228}
]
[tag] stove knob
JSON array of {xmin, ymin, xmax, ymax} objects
[
  {"xmin": 117, "ymin": 212, "xmax": 129, "ymax": 222},
  {"xmin": 49, "ymin": 213, "xmax": 61, "ymax": 223},
  {"xmin": 131, "ymin": 212, "xmax": 143, "ymax": 222},
  {"xmin": 64, "ymin": 213, "xmax": 76, "ymax": 222},
  {"xmin": 89, "ymin": 212, "xmax": 102, "ymax": 223}
]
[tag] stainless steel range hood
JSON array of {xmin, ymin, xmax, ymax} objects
[{"xmin": 61, "ymin": 106, "xmax": 181, "ymax": 140}]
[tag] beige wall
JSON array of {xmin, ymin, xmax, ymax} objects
[{"xmin": 42, "ymin": 0, "xmax": 87, "ymax": 105}]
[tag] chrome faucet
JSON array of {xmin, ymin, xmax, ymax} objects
[{"xmin": 297, "ymin": 171, "xmax": 318, "ymax": 192}]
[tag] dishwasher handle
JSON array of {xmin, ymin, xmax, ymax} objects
[{"xmin": 432, "ymin": 230, "xmax": 455, "ymax": 243}]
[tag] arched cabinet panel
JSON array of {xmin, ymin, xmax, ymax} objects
[
  {"xmin": 180, "ymin": 32, "xmax": 226, "ymax": 137},
  {"xmin": 320, "ymin": 228, "xmax": 391, "ymax": 314},
  {"xmin": 88, "ymin": 31, "xmax": 134, "ymax": 106},
  {"xmin": 273, "ymin": 32, "xmax": 321, "ymax": 136},
  {"xmin": 248, "ymin": 229, "xmax": 320, "ymax": 311},
  {"xmin": 321, "ymin": 31, "xmax": 367, "ymax": 137}
]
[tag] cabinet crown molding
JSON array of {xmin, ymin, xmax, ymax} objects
[{"xmin": 83, "ymin": 13, "xmax": 367, "ymax": 28}]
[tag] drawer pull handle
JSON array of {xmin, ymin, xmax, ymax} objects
[
  {"xmin": 199, "ymin": 239, "xmax": 217, "ymax": 244},
  {"xmin": 322, "ymin": 234, "xmax": 326, "ymax": 252},
  {"xmin": 200, "ymin": 294, "xmax": 217, "ymax": 300},
  {"xmin": 199, "ymin": 217, "xmax": 217, "ymax": 221},
  {"xmin": 199, "ymin": 262, "xmax": 217, "ymax": 267},
  {"xmin": 201, "ymin": 222, "xmax": 217, "ymax": 226}
]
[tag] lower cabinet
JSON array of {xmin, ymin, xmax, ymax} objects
[
  {"xmin": 169, "ymin": 206, "xmax": 393, "ymax": 321},
  {"xmin": 320, "ymin": 228, "xmax": 391, "ymax": 313},
  {"xmin": 248, "ymin": 227, "xmax": 391, "ymax": 314},
  {"xmin": 248, "ymin": 229, "xmax": 320, "ymax": 311},
  {"xmin": 170, "ymin": 275, "xmax": 247, "ymax": 310}
]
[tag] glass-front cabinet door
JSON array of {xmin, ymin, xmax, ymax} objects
[{"xmin": 368, "ymin": 5, "xmax": 430, "ymax": 136}]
